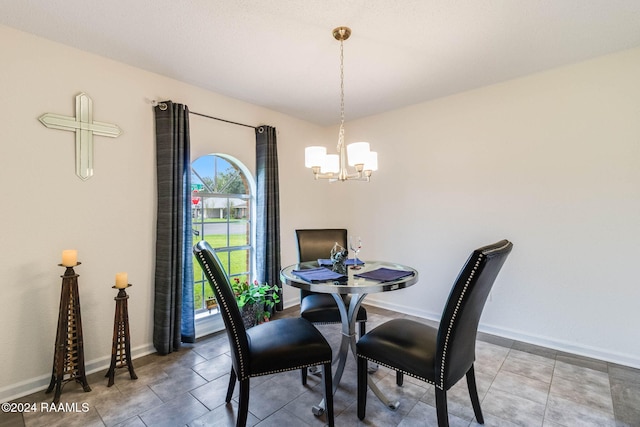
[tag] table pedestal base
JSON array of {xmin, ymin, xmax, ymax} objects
[{"xmin": 311, "ymin": 293, "xmax": 399, "ymax": 416}]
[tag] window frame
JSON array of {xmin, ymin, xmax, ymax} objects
[{"xmin": 191, "ymin": 153, "xmax": 256, "ymax": 318}]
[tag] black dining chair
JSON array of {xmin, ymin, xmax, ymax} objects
[
  {"xmin": 194, "ymin": 240, "xmax": 334, "ymax": 427},
  {"xmin": 295, "ymin": 229, "xmax": 368, "ymax": 384},
  {"xmin": 356, "ymin": 240, "xmax": 513, "ymax": 427}
]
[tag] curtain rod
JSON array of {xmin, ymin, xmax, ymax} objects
[
  {"xmin": 190, "ymin": 111, "xmax": 257, "ymax": 129},
  {"xmin": 152, "ymin": 100, "xmax": 258, "ymax": 130}
]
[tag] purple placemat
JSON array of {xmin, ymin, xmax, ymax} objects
[
  {"xmin": 354, "ymin": 267, "xmax": 414, "ymax": 282},
  {"xmin": 292, "ymin": 267, "xmax": 347, "ymax": 283}
]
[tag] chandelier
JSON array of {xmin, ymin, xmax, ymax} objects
[{"xmin": 305, "ymin": 27, "xmax": 378, "ymax": 182}]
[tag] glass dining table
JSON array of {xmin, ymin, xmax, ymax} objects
[{"xmin": 280, "ymin": 260, "xmax": 419, "ymax": 415}]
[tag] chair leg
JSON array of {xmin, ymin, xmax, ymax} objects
[
  {"xmin": 396, "ymin": 371, "xmax": 404, "ymax": 386},
  {"xmin": 357, "ymin": 356, "xmax": 368, "ymax": 420},
  {"xmin": 237, "ymin": 378, "xmax": 250, "ymax": 427},
  {"xmin": 322, "ymin": 362, "xmax": 334, "ymax": 427},
  {"xmin": 301, "ymin": 367, "xmax": 308, "ymax": 385},
  {"xmin": 466, "ymin": 364, "xmax": 484, "ymax": 424},
  {"xmin": 435, "ymin": 387, "xmax": 449, "ymax": 427},
  {"xmin": 226, "ymin": 368, "xmax": 236, "ymax": 403}
]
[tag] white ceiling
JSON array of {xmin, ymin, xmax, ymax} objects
[{"xmin": 2, "ymin": 0, "xmax": 640, "ymax": 126}]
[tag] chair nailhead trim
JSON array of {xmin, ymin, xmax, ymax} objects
[
  {"xmin": 357, "ymin": 355, "xmax": 436, "ymax": 387},
  {"xmin": 359, "ymin": 243, "xmax": 509, "ymax": 391},
  {"xmin": 252, "ymin": 360, "xmax": 332, "ymax": 378},
  {"xmin": 305, "ymin": 320, "xmax": 364, "ymax": 326},
  {"xmin": 306, "ymin": 321, "xmax": 340, "ymax": 326},
  {"xmin": 197, "ymin": 252, "xmax": 248, "ymax": 379},
  {"xmin": 439, "ymin": 254, "xmax": 482, "ymax": 389},
  {"xmin": 198, "ymin": 251, "xmax": 332, "ymax": 382},
  {"xmin": 358, "ymin": 253, "xmax": 483, "ymax": 391}
]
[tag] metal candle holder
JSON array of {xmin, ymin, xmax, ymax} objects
[
  {"xmin": 105, "ymin": 284, "xmax": 137, "ymax": 386},
  {"xmin": 46, "ymin": 262, "xmax": 91, "ymax": 403}
]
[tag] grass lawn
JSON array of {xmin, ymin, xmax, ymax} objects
[{"xmin": 193, "ymin": 234, "xmax": 249, "ymax": 310}]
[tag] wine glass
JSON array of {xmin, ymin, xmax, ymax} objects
[{"xmin": 349, "ymin": 236, "xmax": 362, "ymax": 269}]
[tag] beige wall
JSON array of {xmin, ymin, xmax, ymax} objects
[
  {"xmin": 0, "ymin": 25, "xmax": 341, "ymax": 401},
  {"xmin": 340, "ymin": 47, "xmax": 640, "ymax": 367},
  {"xmin": 1, "ymin": 23, "xmax": 639, "ymax": 401}
]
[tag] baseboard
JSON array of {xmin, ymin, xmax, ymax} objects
[
  {"xmin": 0, "ymin": 342, "xmax": 156, "ymax": 404},
  {"xmin": 478, "ymin": 322, "xmax": 640, "ymax": 370},
  {"xmin": 360, "ymin": 297, "xmax": 640, "ymax": 370},
  {"xmin": 282, "ymin": 296, "xmax": 301, "ymax": 310}
]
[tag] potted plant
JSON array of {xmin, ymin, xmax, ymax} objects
[{"xmin": 231, "ymin": 277, "xmax": 281, "ymax": 328}]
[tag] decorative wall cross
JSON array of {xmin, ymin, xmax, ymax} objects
[{"xmin": 39, "ymin": 93, "xmax": 122, "ymax": 180}]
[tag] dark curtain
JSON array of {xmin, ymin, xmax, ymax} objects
[
  {"xmin": 255, "ymin": 125, "xmax": 282, "ymax": 312},
  {"xmin": 153, "ymin": 101, "xmax": 195, "ymax": 354}
]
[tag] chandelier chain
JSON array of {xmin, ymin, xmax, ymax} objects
[
  {"xmin": 340, "ymin": 38, "xmax": 345, "ymax": 125},
  {"xmin": 338, "ymin": 37, "xmax": 345, "ymax": 148}
]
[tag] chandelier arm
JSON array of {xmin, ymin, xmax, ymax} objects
[
  {"xmin": 313, "ymin": 174, "xmax": 370, "ymax": 182},
  {"xmin": 312, "ymin": 168, "xmax": 369, "ymax": 182}
]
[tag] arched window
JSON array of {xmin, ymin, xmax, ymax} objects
[{"xmin": 191, "ymin": 154, "xmax": 255, "ymax": 314}]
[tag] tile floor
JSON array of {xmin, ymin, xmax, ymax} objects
[{"xmin": 1, "ymin": 305, "xmax": 639, "ymax": 427}]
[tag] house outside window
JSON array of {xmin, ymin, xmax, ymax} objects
[{"xmin": 191, "ymin": 154, "xmax": 255, "ymax": 315}]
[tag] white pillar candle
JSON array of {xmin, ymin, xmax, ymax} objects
[
  {"xmin": 115, "ymin": 272, "xmax": 128, "ymax": 289},
  {"xmin": 62, "ymin": 250, "xmax": 77, "ymax": 267}
]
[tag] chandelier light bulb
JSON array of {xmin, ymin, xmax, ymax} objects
[
  {"xmin": 305, "ymin": 146, "xmax": 327, "ymax": 168},
  {"xmin": 322, "ymin": 154, "xmax": 340, "ymax": 173},
  {"xmin": 347, "ymin": 142, "xmax": 371, "ymax": 167},
  {"xmin": 364, "ymin": 151, "xmax": 378, "ymax": 171}
]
